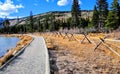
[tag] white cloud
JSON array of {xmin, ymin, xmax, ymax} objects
[
  {"xmin": 57, "ymin": 0, "xmax": 81, "ymax": 6},
  {"xmin": 78, "ymin": 0, "xmax": 82, "ymax": 5},
  {"xmin": 57, "ymin": 0, "xmax": 68, "ymax": 6},
  {"xmin": 46, "ymin": 0, "xmax": 49, "ymax": 2},
  {"xmin": 0, "ymin": 0, "xmax": 24, "ymax": 18}
]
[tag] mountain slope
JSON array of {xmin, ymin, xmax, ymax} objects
[{"xmin": 9, "ymin": 10, "xmax": 93, "ymax": 26}]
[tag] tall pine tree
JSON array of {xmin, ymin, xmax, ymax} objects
[
  {"xmin": 3, "ymin": 18, "xmax": 10, "ymax": 27},
  {"xmin": 118, "ymin": 4, "xmax": 120, "ymax": 25},
  {"xmin": 96, "ymin": 0, "xmax": 108, "ymax": 31},
  {"xmin": 30, "ymin": 11, "xmax": 34, "ymax": 32},
  {"xmin": 92, "ymin": 5, "xmax": 99, "ymax": 30},
  {"xmin": 2, "ymin": 17, "xmax": 10, "ymax": 33},
  {"xmin": 71, "ymin": 0, "xmax": 81, "ymax": 28},
  {"xmin": 106, "ymin": 0, "xmax": 119, "ymax": 30}
]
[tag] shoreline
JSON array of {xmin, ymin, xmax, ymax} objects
[{"xmin": 0, "ymin": 34, "xmax": 33, "ymax": 67}]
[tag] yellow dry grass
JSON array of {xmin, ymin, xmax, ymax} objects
[{"xmin": 35, "ymin": 32, "xmax": 120, "ymax": 64}]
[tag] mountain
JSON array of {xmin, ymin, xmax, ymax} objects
[{"xmin": 8, "ymin": 10, "xmax": 93, "ymax": 26}]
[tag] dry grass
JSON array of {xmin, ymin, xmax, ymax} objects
[
  {"xmin": 34, "ymin": 32, "xmax": 120, "ymax": 73},
  {"xmin": 35, "ymin": 32, "xmax": 120, "ymax": 62},
  {"xmin": 0, "ymin": 34, "xmax": 33, "ymax": 66}
]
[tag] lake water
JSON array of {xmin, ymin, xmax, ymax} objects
[{"xmin": 0, "ymin": 37, "xmax": 19, "ymax": 57}]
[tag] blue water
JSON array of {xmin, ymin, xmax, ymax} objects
[{"xmin": 0, "ymin": 37, "xmax": 19, "ymax": 57}]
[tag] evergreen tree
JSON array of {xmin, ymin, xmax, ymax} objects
[
  {"xmin": 3, "ymin": 17, "xmax": 10, "ymax": 33},
  {"xmin": 67, "ymin": 17, "xmax": 73, "ymax": 29},
  {"xmin": 16, "ymin": 16, "xmax": 19, "ymax": 25},
  {"xmin": 79, "ymin": 18, "xmax": 90, "ymax": 28},
  {"xmin": 106, "ymin": 0, "xmax": 119, "ymax": 30},
  {"xmin": 71, "ymin": 0, "xmax": 81, "ymax": 27},
  {"xmin": 44, "ymin": 15, "xmax": 49, "ymax": 30},
  {"xmin": 38, "ymin": 20, "xmax": 41, "ymax": 32},
  {"xmin": 118, "ymin": 4, "xmax": 120, "ymax": 25},
  {"xmin": 30, "ymin": 11, "xmax": 34, "ymax": 32},
  {"xmin": 92, "ymin": 5, "xmax": 99, "ymax": 30},
  {"xmin": 49, "ymin": 14, "xmax": 55, "ymax": 31},
  {"xmin": 96, "ymin": 0, "xmax": 108, "ymax": 30},
  {"xmin": 3, "ymin": 17, "xmax": 10, "ymax": 27}
]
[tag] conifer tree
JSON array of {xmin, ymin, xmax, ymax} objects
[
  {"xmin": 106, "ymin": 0, "xmax": 119, "ymax": 30},
  {"xmin": 3, "ymin": 19, "xmax": 10, "ymax": 27},
  {"xmin": 71, "ymin": 0, "xmax": 81, "ymax": 27},
  {"xmin": 92, "ymin": 5, "xmax": 99, "ymax": 30},
  {"xmin": 16, "ymin": 16, "xmax": 19, "ymax": 25},
  {"xmin": 30, "ymin": 11, "xmax": 34, "ymax": 32},
  {"xmin": 118, "ymin": 5, "xmax": 120, "ymax": 25},
  {"xmin": 96, "ymin": 0, "xmax": 108, "ymax": 30},
  {"xmin": 3, "ymin": 17, "xmax": 10, "ymax": 33}
]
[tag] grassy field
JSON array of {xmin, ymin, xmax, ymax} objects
[
  {"xmin": 35, "ymin": 32, "xmax": 120, "ymax": 60},
  {"xmin": 35, "ymin": 32, "xmax": 120, "ymax": 73}
]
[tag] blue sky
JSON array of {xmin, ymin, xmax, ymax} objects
[{"xmin": 0, "ymin": 0, "xmax": 115, "ymax": 18}]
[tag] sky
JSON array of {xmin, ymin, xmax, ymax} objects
[{"xmin": 0, "ymin": 0, "xmax": 115, "ymax": 19}]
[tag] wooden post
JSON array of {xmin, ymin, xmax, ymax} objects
[
  {"xmin": 81, "ymin": 37, "xmax": 86, "ymax": 43},
  {"xmin": 59, "ymin": 32, "xmax": 64, "ymax": 38},
  {"xmin": 57, "ymin": 32, "xmax": 63, "ymax": 37},
  {"xmin": 63, "ymin": 32, "xmax": 69, "ymax": 39},
  {"xmin": 94, "ymin": 36, "xmax": 107, "ymax": 51},
  {"xmin": 69, "ymin": 34, "xmax": 76, "ymax": 41},
  {"xmin": 54, "ymin": 32, "xmax": 58, "ymax": 37},
  {"xmin": 81, "ymin": 34, "xmax": 92, "ymax": 44}
]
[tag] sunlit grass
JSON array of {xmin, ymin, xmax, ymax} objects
[{"xmin": 36, "ymin": 32, "xmax": 120, "ymax": 63}]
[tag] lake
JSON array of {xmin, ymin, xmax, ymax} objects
[{"xmin": 0, "ymin": 37, "xmax": 19, "ymax": 57}]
